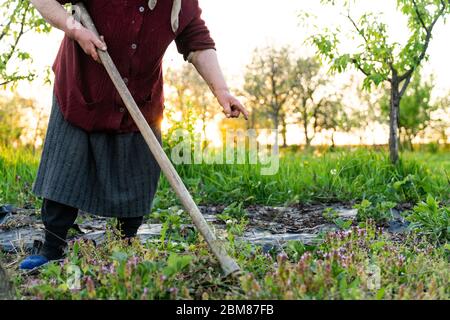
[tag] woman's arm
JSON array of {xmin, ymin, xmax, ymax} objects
[
  {"xmin": 30, "ymin": 0, "xmax": 106, "ymax": 63},
  {"xmin": 190, "ymin": 49, "xmax": 249, "ymax": 120}
]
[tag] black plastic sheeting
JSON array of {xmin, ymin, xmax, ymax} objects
[{"xmin": 0, "ymin": 204, "xmax": 409, "ymax": 254}]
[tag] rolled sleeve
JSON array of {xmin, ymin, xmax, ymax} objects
[
  {"xmin": 175, "ymin": 1, "xmax": 216, "ymax": 61},
  {"xmin": 56, "ymin": 1, "xmax": 78, "ymax": 4}
]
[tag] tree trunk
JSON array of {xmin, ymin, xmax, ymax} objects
[
  {"xmin": 273, "ymin": 114, "xmax": 279, "ymax": 149},
  {"xmin": 389, "ymin": 80, "xmax": 400, "ymax": 164},
  {"xmin": 406, "ymin": 133, "xmax": 414, "ymax": 151},
  {"xmin": 302, "ymin": 115, "xmax": 311, "ymax": 147},
  {"xmin": 331, "ymin": 130, "xmax": 336, "ymax": 149},
  {"xmin": 281, "ymin": 117, "xmax": 287, "ymax": 148}
]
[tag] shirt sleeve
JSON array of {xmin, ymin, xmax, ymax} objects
[
  {"xmin": 175, "ymin": 0, "xmax": 216, "ymax": 61},
  {"xmin": 55, "ymin": 0, "xmax": 84, "ymax": 4}
]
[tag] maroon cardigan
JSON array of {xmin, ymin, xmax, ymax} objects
[{"xmin": 54, "ymin": 0, "xmax": 215, "ymax": 132}]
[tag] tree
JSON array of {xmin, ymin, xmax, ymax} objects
[
  {"xmin": 310, "ymin": 0, "xmax": 449, "ymax": 163},
  {"xmin": 382, "ymin": 73, "xmax": 435, "ymax": 150},
  {"xmin": 290, "ymin": 57, "xmax": 328, "ymax": 146},
  {"xmin": 340, "ymin": 75, "xmax": 386, "ymax": 145},
  {"xmin": 0, "ymin": 94, "xmax": 31, "ymax": 145},
  {"xmin": 316, "ymin": 94, "xmax": 350, "ymax": 148},
  {"xmin": 243, "ymin": 46, "xmax": 293, "ymax": 147},
  {"xmin": 165, "ymin": 64, "xmax": 218, "ymax": 140},
  {"xmin": 431, "ymin": 94, "xmax": 450, "ymax": 145},
  {"xmin": 1, "ymin": 0, "xmax": 51, "ymax": 87}
]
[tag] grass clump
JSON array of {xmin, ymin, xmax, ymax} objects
[{"xmin": 405, "ymin": 195, "xmax": 449, "ymax": 244}]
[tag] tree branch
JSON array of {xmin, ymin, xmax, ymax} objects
[
  {"xmin": 399, "ymin": 73, "xmax": 413, "ymax": 98},
  {"xmin": 411, "ymin": 0, "xmax": 428, "ymax": 32},
  {"xmin": 351, "ymin": 58, "xmax": 371, "ymax": 77},
  {"xmin": 3, "ymin": 1, "xmax": 30, "ymax": 65},
  {"xmin": 347, "ymin": 13, "xmax": 369, "ymax": 46},
  {"xmin": 398, "ymin": 0, "xmax": 447, "ymax": 88},
  {"xmin": 0, "ymin": 1, "xmax": 22, "ymax": 42}
]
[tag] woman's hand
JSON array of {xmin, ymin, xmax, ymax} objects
[
  {"xmin": 215, "ymin": 89, "xmax": 249, "ymax": 120},
  {"xmin": 190, "ymin": 49, "xmax": 250, "ymax": 120},
  {"xmin": 72, "ymin": 26, "xmax": 107, "ymax": 64},
  {"xmin": 30, "ymin": 1, "xmax": 106, "ymax": 63}
]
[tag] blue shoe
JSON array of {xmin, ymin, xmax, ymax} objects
[{"xmin": 19, "ymin": 255, "xmax": 49, "ymax": 270}]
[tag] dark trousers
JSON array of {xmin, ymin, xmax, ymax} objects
[{"xmin": 40, "ymin": 199, "xmax": 143, "ymax": 259}]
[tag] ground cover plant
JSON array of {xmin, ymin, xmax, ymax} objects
[{"xmin": 1, "ymin": 144, "xmax": 449, "ymax": 300}]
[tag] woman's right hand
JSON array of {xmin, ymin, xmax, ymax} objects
[{"xmin": 72, "ymin": 26, "xmax": 107, "ymax": 64}]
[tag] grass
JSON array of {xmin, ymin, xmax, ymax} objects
[
  {"xmin": 1, "ymin": 143, "xmax": 449, "ymax": 300},
  {"xmin": 2, "ymin": 144, "xmax": 448, "ymax": 210},
  {"xmin": 0, "ymin": 145, "xmax": 40, "ymax": 207}
]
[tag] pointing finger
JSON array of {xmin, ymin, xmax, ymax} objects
[
  {"xmin": 222, "ymin": 103, "xmax": 232, "ymax": 118},
  {"xmin": 233, "ymin": 100, "xmax": 249, "ymax": 120}
]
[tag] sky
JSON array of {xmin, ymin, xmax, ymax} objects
[{"xmin": 9, "ymin": 0, "xmax": 450, "ymax": 144}]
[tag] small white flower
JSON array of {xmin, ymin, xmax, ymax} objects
[{"xmin": 330, "ymin": 169, "xmax": 338, "ymax": 175}]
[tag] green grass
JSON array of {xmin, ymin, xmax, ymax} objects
[
  {"xmin": 0, "ymin": 145, "xmax": 40, "ymax": 207},
  {"xmin": 1, "ymin": 144, "xmax": 448, "ymax": 210},
  {"xmin": 1, "ymin": 144, "xmax": 449, "ymax": 300}
]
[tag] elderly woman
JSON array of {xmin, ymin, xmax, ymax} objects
[{"xmin": 20, "ymin": 0, "xmax": 248, "ymax": 270}]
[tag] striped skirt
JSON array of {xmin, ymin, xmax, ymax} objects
[{"xmin": 32, "ymin": 96, "xmax": 162, "ymax": 218}]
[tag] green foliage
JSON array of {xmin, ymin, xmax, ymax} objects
[
  {"xmin": 310, "ymin": 0, "xmax": 449, "ymax": 163},
  {"xmin": 13, "ymin": 221, "xmax": 450, "ymax": 300},
  {"xmin": 354, "ymin": 199, "xmax": 396, "ymax": 224},
  {"xmin": 0, "ymin": 94, "xmax": 47, "ymax": 148},
  {"xmin": 242, "ymin": 223, "xmax": 449, "ymax": 300},
  {"xmin": 0, "ymin": 144, "xmax": 40, "ymax": 207},
  {"xmin": 220, "ymin": 202, "xmax": 248, "ymax": 220},
  {"xmin": 163, "ymin": 253, "xmax": 193, "ymax": 278},
  {"xmin": 313, "ymin": 0, "xmax": 449, "ymax": 85},
  {"xmin": 285, "ymin": 241, "xmax": 316, "ymax": 261},
  {"xmin": 2, "ymin": 144, "xmax": 449, "ymax": 211},
  {"xmin": 323, "ymin": 207, "xmax": 353, "ymax": 230},
  {"xmin": 2, "ymin": 145, "xmax": 447, "ymax": 300},
  {"xmin": 150, "ymin": 206, "xmax": 199, "ymax": 249},
  {"xmin": 406, "ymin": 195, "xmax": 449, "ymax": 243},
  {"xmin": 1, "ymin": 0, "xmax": 52, "ymax": 87}
]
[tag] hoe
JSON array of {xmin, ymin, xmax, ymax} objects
[{"xmin": 73, "ymin": 3, "xmax": 240, "ymax": 277}]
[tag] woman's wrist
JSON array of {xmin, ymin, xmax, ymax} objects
[
  {"xmin": 64, "ymin": 16, "xmax": 83, "ymax": 40},
  {"xmin": 213, "ymin": 87, "xmax": 231, "ymax": 98}
]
